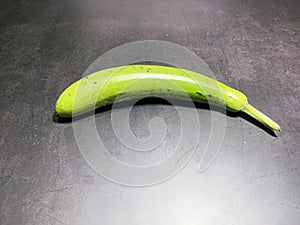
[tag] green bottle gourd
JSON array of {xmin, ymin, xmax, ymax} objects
[{"xmin": 55, "ymin": 65, "xmax": 280, "ymax": 131}]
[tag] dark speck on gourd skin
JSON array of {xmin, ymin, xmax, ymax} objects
[{"xmin": 94, "ymin": 82, "xmax": 97, "ymax": 84}]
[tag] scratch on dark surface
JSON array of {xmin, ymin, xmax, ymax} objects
[
  {"xmin": 0, "ymin": 159, "xmax": 23, "ymax": 194},
  {"xmin": 52, "ymin": 156, "xmax": 60, "ymax": 187},
  {"xmin": 194, "ymin": 148, "xmax": 201, "ymax": 162},
  {"xmin": 46, "ymin": 214, "xmax": 66, "ymax": 224},
  {"xmin": 173, "ymin": 148, "xmax": 194, "ymax": 173},
  {"xmin": 240, "ymin": 118, "xmax": 249, "ymax": 189},
  {"xmin": 43, "ymin": 148, "xmax": 46, "ymax": 165},
  {"xmin": 31, "ymin": 106, "xmax": 34, "ymax": 144},
  {"xmin": 47, "ymin": 187, "xmax": 68, "ymax": 193},
  {"xmin": 0, "ymin": 174, "xmax": 15, "ymax": 194},
  {"xmin": 279, "ymin": 203, "xmax": 299, "ymax": 211}
]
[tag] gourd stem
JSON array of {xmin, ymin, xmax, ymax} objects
[{"xmin": 241, "ymin": 103, "xmax": 281, "ymax": 131}]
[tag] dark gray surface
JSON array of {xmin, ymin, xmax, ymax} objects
[{"xmin": 1, "ymin": 0, "xmax": 300, "ymax": 224}]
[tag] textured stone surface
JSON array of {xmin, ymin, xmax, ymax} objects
[{"xmin": 1, "ymin": 0, "xmax": 300, "ymax": 224}]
